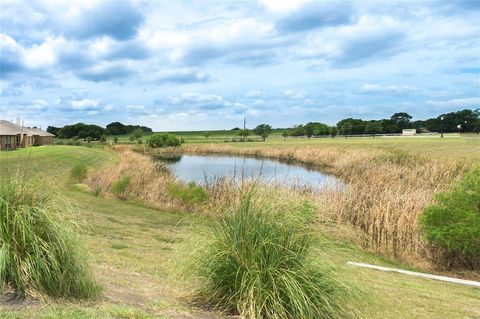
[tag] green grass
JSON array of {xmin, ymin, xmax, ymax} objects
[
  {"xmin": 0, "ymin": 145, "xmax": 479, "ymax": 318},
  {"xmin": 198, "ymin": 193, "xmax": 356, "ymax": 319},
  {"xmin": 0, "ymin": 178, "xmax": 99, "ymax": 299}
]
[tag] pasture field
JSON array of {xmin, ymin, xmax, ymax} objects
[{"xmin": 0, "ymin": 143, "xmax": 479, "ymax": 318}]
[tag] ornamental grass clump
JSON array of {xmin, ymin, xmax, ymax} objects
[
  {"xmin": 198, "ymin": 192, "xmax": 351, "ymax": 319},
  {"xmin": 0, "ymin": 178, "xmax": 99, "ymax": 299}
]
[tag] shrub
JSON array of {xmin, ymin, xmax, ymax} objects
[
  {"xmin": 70, "ymin": 163, "xmax": 87, "ymax": 183},
  {"xmin": 111, "ymin": 176, "xmax": 131, "ymax": 199},
  {"xmin": 0, "ymin": 179, "xmax": 99, "ymax": 299},
  {"xmin": 147, "ymin": 133, "xmax": 181, "ymax": 148},
  {"xmin": 197, "ymin": 193, "xmax": 347, "ymax": 319},
  {"xmin": 420, "ymin": 166, "xmax": 480, "ymax": 267},
  {"xmin": 167, "ymin": 181, "xmax": 208, "ymax": 206}
]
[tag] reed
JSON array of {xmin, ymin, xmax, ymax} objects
[{"xmin": 150, "ymin": 144, "xmax": 470, "ymax": 267}]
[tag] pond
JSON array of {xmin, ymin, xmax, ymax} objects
[{"xmin": 156, "ymin": 154, "xmax": 341, "ymax": 190}]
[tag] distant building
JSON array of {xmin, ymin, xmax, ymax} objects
[
  {"xmin": 402, "ymin": 129, "xmax": 417, "ymax": 136},
  {"xmin": 0, "ymin": 119, "xmax": 54, "ymax": 151}
]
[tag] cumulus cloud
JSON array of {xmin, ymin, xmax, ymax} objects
[
  {"xmin": 276, "ymin": 1, "xmax": 353, "ymax": 33},
  {"xmin": 360, "ymin": 84, "xmax": 421, "ymax": 95},
  {"xmin": 284, "ymin": 89, "xmax": 309, "ymax": 100},
  {"xmin": 298, "ymin": 15, "xmax": 406, "ymax": 66},
  {"xmin": 155, "ymin": 68, "xmax": 213, "ymax": 84},
  {"xmin": 77, "ymin": 63, "xmax": 134, "ymax": 82},
  {"xmin": 0, "ymin": 1, "xmax": 479, "ymax": 129},
  {"xmin": 427, "ymin": 97, "xmax": 480, "ymax": 108},
  {"xmin": 60, "ymin": 0, "xmax": 144, "ymax": 40}
]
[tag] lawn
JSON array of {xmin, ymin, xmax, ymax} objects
[{"xmin": 0, "ymin": 145, "xmax": 479, "ymax": 318}]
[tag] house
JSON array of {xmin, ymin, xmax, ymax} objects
[{"xmin": 0, "ymin": 120, "xmax": 54, "ymax": 151}]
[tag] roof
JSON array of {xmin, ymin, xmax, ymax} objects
[
  {"xmin": 0, "ymin": 120, "xmax": 54, "ymax": 136},
  {"xmin": 0, "ymin": 120, "xmax": 25, "ymax": 135},
  {"xmin": 26, "ymin": 127, "xmax": 55, "ymax": 137}
]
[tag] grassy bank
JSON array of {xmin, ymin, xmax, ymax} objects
[
  {"xmin": 147, "ymin": 142, "xmax": 474, "ymax": 270},
  {"xmin": 1, "ymin": 145, "xmax": 479, "ymax": 318}
]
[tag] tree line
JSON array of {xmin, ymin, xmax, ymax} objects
[
  {"xmin": 247, "ymin": 108, "xmax": 479, "ymax": 140},
  {"xmin": 47, "ymin": 122, "xmax": 153, "ymax": 140}
]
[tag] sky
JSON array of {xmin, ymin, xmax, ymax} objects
[{"xmin": 1, "ymin": 0, "xmax": 479, "ymax": 131}]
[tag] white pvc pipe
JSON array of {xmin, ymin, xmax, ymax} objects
[{"xmin": 347, "ymin": 261, "xmax": 480, "ymax": 288}]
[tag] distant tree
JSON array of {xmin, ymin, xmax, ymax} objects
[
  {"xmin": 282, "ymin": 130, "xmax": 289, "ymax": 140},
  {"xmin": 106, "ymin": 122, "xmax": 153, "ymax": 135},
  {"xmin": 131, "ymin": 128, "xmax": 144, "ymax": 139},
  {"xmin": 290, "ymin": 125, "xmax": 305, "ymax": 137},
  {"xmin": 336, "ymin": 118, "xmax": 365, "ymax": 135},
  {"xmin": 329, "ymin": 126, "xmax": 338, "ymax": 138},
  {"xmin": 253, "ymin": 124, "xmax": 272, "ymax": 141},
  {"xmin": 365, "ymin": 121, "xmax": 383, "ymax": 138},
  {"xmin": 231, "ymin": 127, "xmax": 240, "ymax": 131},
  {"xmin": 147, "ymin": 133, "xmax": 181, "ymax": 148},
  {"xmin": 237, "ymin": 129, "xmax": 250, "ymax": 141},
  {"xmin": 57, "ymin": 123, "xmax": 105, "ymax": 140},
  {"xmin": 390, "ymin": 112, "xmax": 413, "ymax": 130},
  {"xmin": 474, "ymin": 120, "xmax": 480, "ymax": 135},
  {"xmin": 106, "ymin": 122, "xmax": 127, "ymax": 135},
  {"xmin": 338, "ymin": 122, "xmax": 352, "ymax": 138},
  {"xmin": 204, "ymin": 132, "xmax": 212, "ymax": 139},
  {"xmin": 46, "ymin": 126, "xmax": 60, "ymax": 136}
]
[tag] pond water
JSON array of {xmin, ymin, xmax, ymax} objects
[{"xmin": 156, "ymin": 154, "xmax": 341, "ymax": 190}]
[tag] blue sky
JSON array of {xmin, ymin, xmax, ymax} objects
[{"xmin": 1, "ymin": 0, "xmax": 479, "ymax": 130}]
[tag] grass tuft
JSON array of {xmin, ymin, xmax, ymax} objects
[
  {"xmin": 197, "ymin": 192, "xmax": 354, "ymax": 319},
  {"xmin": 0, "ymin": 178, "xmax": 100, "ymax": 299},
  {"xmin": 70, "ymin": 163, "xmax": 88, "ymax": 183}
]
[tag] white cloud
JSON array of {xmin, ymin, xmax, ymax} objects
[
  {"xmin": 70, "ymin": 98, "xmax": 101, "ymax": 110},
  {"xmin": 284, "ymin": 89, "xmax": 308, "ymax": 100},
  {"xmin": 258, "ymin": 0, "xmax": 310, "ymax": 13},
  {"xmin": 360, "ymin": 84, "xmax": 421, "ymax": 95},
  {"xmin": 427, "ymin": 97, "xmax": 480, "ymax": 108}
]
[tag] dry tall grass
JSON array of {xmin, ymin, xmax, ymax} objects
[
  {"xmin": 149, "ymin": 144, "xmax": 470, "ymax": 267},
  {"xmin": 86, "ymin": 148, "xmax": 177, "ymax": 211}
]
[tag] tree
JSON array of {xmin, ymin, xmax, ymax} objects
[
  {"xmin": 474, "ymin": 120, "xmax": 480, "ymax": 135},
  {"xmin": 253, "ymin": 124, "xmax": 272, "ymax": 141},
  {"xmin": 204, "ymin": 132, "xmax": 212, "ymax": 139},
  {"xmin": 237, "ymin": 129, "xmax": 250, "ymax": 141},
  {"xmin": 147, "ymin": 133, "xmax": 182, "ymax": 148},
  {"xmin": 338, "ymin": 122, "xmax": 352, "ymax": 138},
  {"xmin": 106, "ymin": 122, "xmax": 153, "ymax": 135},
  {"xmin": 57, "ymin": 123, "xmax": 105, "ymax": 140},
  {"xmin": 329, "ymin": 126, "xmax": 338, "ymax": 138},
  {"xmin": 390, "ymin": 112, "xmax": 413, "ymax": 131},
  {"xmin": 290, "ymin": 125, "xmax": 305, "ymax": 137},
  {"xmin": 130, "ymin": 128, "xmax": 144, "ymax": 140},
  {"xmin": 365, "ymin": 121, "xmax": 383, "ymax": 138},
  {"xmin": 46, "ymin": 126, "xmax": 60, "ymax": 136},
  {"xmin": 336, "ymin": 118, "xmax": 365, "ymax": 135},
  {"xmin": 282, "ymin": 130, "xmax": 289, "ymax": 140}
]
